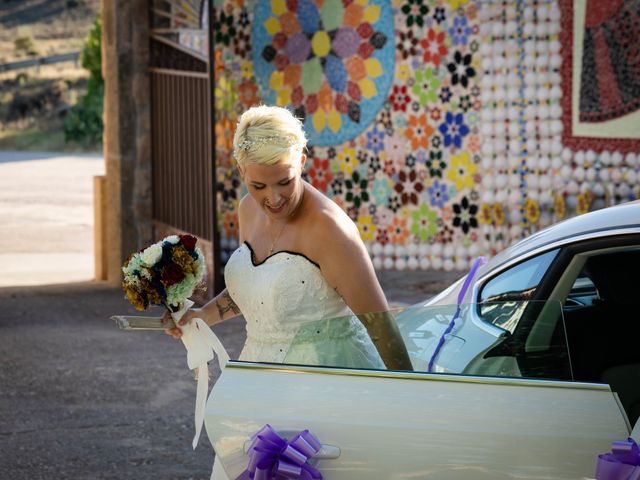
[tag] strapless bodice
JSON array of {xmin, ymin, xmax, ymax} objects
[{"xmin": 225, "ymin": 242, "xmax": 370, "ymax": 362}]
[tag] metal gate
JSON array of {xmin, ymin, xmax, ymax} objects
[{"xmin": 149, "ymin": 0, "xmax": 221, "ymax": 294}]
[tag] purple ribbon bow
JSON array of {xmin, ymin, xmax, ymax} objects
[
  {"xmin": 236, "ymin": 425, "xmax": 323, "ymax": 480},
  {"xmin": 595, "ymin": 437, "xmax": 640, "ymax": 480}
]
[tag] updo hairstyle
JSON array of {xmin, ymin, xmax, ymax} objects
[{"xmin": 232, "ymin": 105, "xmax": 307, "ymax": 167}]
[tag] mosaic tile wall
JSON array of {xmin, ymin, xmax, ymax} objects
[{"xmin": 212, "ymin": 0, "xmax": 640, "ymax": 271}]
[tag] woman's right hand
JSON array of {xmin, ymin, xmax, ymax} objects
[{"xmin": 162, "ymin": 308, "xmax": 205, "ymax": 340}]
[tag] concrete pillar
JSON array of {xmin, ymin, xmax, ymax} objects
[{"xmin": 101, "ymin": 0, "xmax": 153, "ymax": 285}]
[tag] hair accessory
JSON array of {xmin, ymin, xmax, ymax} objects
[{"xmin": 235, "ymin": 135, "xmax": 298, "ymax": 155}]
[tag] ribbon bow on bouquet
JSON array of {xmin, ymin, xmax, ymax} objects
[
  {"xmin": 595, "ymin": 437, "xmax": 640, "ymax": 480},
  {"xmin": 171, "ymin": 299, "xmax": 230, "ymax": 449},
  {"xmin": 120, "ymin": 234, "xmax": 229, "ymax": 450},
  {"xmin": 236, "ymin": 425, "xmax": 323, "ymax": 480}
]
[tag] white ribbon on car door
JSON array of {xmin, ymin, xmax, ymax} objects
[{"xmin": 171, "ymin": 299, "xmax": 230, "ymax": 449}]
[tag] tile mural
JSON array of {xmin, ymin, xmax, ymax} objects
[{"xmin": 210, "ymin": 0, "xmax": 640, "ymax": 271}]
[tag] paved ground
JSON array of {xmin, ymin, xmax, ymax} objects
[
  {"xmin": 0, "ymin": 281, "xmax": 244, "ymax": 479},
  {"xmin": 0, "ymin": 151, "xmax": 104, "ymax": 286},
  {"xmin": 0, "ymin": 151, "xmax": 461, "ymax": 479}
]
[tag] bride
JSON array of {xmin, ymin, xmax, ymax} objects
[{"xmin": 164, "ymin": 105, "xmax": 412, "ymax": 478}]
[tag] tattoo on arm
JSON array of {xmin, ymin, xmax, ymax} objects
[{"xmin": 216, "ymin": 291, "xmax": 241, "ymax": 320}]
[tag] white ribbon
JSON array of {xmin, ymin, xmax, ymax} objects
[{"xmin": 171, "ymin": 299, "xmax": 230, "ymax": 449}]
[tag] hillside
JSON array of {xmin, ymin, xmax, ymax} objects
[
  {"xmin": 0, "ymin": 0, "xmax": 101, "ymax": 151},
  {"xmin": 0, "ymin": 0, "xmax": 100, "ymax": 62}
]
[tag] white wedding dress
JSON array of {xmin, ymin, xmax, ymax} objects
[{"xmin": 209, "ymin": 241, "xmax": 385, "ymax": 479}]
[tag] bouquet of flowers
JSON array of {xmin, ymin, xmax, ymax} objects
[
  {"xmin": 122, "ymin": 234, "xmax": 205, "ymax": 312},
  {"xmin": 121, "ymin": 234, "xmax": 226, "ymax": 450}
]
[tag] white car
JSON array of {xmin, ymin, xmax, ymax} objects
[{"xmin": 205, "ymin": 201, "xmax": 640, "ymax": 479}]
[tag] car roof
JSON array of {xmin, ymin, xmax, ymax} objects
[
  {"xmin": 477, "ymin": 201, "xmax": 640, "ymax": 278},
  {"xmin": 425, "ymin": 201, "xmax": 640, "ymax": 307}
]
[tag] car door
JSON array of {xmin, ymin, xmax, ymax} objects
[
  {"xmin": 539, "ymin": 238, "xmax": 640, "ymax": 427},
  {"xmin": 470, "ymin": 234, "xmax": 640, "ymax": 425},
  {"xmin": 204, "ymin": 305, "xmax": 632, "ymax": 479}
]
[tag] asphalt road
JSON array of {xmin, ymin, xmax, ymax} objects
[
  {"xmin": 0, "ymin": 281, "xmax": 247, "ymax": 480},
  {"xmin": 0, "ymin": 279, "xmax": 455, "ymax": 480}
]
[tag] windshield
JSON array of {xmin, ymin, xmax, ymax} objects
[{"xmin": 277, "ymin": 300, "xmax": 570, "ymax": 382}]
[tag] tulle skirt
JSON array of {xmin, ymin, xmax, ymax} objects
[{"xmin": 239, "ymin": 315, "xmax": 385, "ymax": 369}]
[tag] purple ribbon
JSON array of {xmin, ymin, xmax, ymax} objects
[
  {"xmin": 236, "ymin": 425, "xmax": 323, "ymax": 480},
  {"xmin": 595, "ymin": 437, "xmax": 640, "ymax": 480},
  {"xmin": 427, "ymin": 256, "xmax": 487, "ymax": 373}
]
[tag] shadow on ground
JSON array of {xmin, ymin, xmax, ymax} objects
[
  {"xmin": 0, "ymin": 281, "xmax": 245, "ymax": 480},
  {"xmin": 0, "ymin": 270, "xmax": 457, "ymax": 479}
]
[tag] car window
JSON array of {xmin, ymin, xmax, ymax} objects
[
  {"xmin": 478, "ymin": 249, "xmax": 558, "ymax": 333},
  {"xmin": 564, "ymin": 272, "xmax": 599, "ymax": 308},
  {"xmin": 560, "ymin": 247, "xmax": 640, "ymax": 425},
  {"xmin": 279, "ymin": 300, "xmax": 570, "ymax": 381}
]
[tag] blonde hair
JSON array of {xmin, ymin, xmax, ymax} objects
[{"xmin": 233, "ymin": 105, "xmax": 307, "ymax": 166}]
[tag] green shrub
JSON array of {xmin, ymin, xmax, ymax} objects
[
  {"xmin": 14, "ymin": 36, "xmax": 39, "ymax": 57},
  {"xmin": 16, "ymin": 72, "xmax": 29, "ymax": 86},
  {"xmin": 64, "ymin": 17, "xmax": 103, "ymax": 146},
  {"xmin": 81, "ymin": 16, "xmax": 102, "ymax": 94},
  {"xmin": 63, "ymin": 81, "xmax": 103, "ymax": 145}
]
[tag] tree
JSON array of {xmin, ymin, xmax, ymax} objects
[{"xmin": 64, "ymin": 17, "xmax": 103, "ymax": 146}]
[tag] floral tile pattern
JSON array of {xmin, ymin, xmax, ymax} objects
[
  {"xmin": 213, "ymin": 0, "xmax": 483, "ymax": 270},
  {"xmin": 210, "ymin": 0, "xmax": 640, "ymax": 271},
  {"xmin": 251, "ymin": 0, "xmax": 396, "ymax": 145}
]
